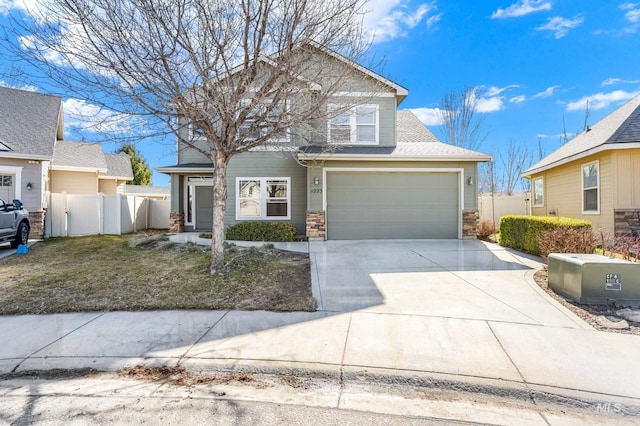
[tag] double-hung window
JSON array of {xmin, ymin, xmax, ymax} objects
[
  {"xmin": 238, "ymin": 100, "xmax": 289, "ymax": 142},
  {"xmin": 582, "ymin": 161, "xmax": 599, "ymax": 213},
  {"xmin": 328, "ymin": 104, "xmax": 378, "ymax": 144},
  {"xmin": 236, "ymin": 177, "xmax": 290, "ymax": 220},
  {"xmin": 532, "ymin": 177, "xmax": 544, "ymax": 207}
]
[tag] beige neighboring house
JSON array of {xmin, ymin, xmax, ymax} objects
[
  {"xmin": 523, "ymin": 94, "xmax": 640, "ymax": 237},
  {"xmin": 51, "ymin": 141, "xmax": 133, "ymax": 194},
  {"xmin": 125, "ymin": 184, "xmax": 170, "ymax": 200},
  {"xmin": 0, "ymin": 86, "xmax": 64, "ymax": 237}
]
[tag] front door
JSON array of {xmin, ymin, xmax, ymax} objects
[{"xmin": 195, "ymin": 186, "xmax": 213, "ymax": 230}]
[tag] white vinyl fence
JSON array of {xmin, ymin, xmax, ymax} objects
[
  {"xmin": 479, "ymin": 193, "xmax": 531, "ymax": 226},
  {"xmin": 45, "ymin": 192, "xmax": 170, "ymax": 238}
]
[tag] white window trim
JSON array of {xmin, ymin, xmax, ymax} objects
[
  {"xmin": 581, "ymin": 160, "xmax": 600, "ymax": 215},
  {"xmin": 188, "ymin": 123, "xmax": 206, "ymax": 140},
  {"xmin": 235, "ymin": 177, "xmax": 291, "ymax": 220},
  {"xmin": 532, "ymin": 177, "xmax": 544, "ymax": 207},
  {"xmin": 238, "ymin": 99, "xmax": 291, "ymax": 143},
  {"xmin": 0, "ymin": 165, "xmax": 23, "ymax": 201},
  {"xmin": 322, "ymin": 167, "xmax": 464, "ymax": 239},
  {"xmin": 327, "ymin": 104, "xmax": 379, "ymax": 145},
  {"xmin": 184, "ymin": 176, "xmax": 213, "ymax": 226}
]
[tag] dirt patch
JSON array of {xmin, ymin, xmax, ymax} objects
[
  {"xmin": 118, "ymin": 366, "xmax": 263, "ymax": 389},
  {"xmin": 534, "ymin": 268, "xmax": 640, "ymax": 335}
]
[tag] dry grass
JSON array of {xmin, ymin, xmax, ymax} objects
[{"xmin": 0, "ymin": 234, "xmax": 315, "ymax": 315}]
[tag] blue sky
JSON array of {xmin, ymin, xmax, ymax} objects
[{"xmin": 1, "ymin": 0, "xmax": 640, "ymax": 187}]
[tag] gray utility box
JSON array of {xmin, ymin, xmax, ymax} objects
[{"xmin": 548, "ymin": 253, "xmax": 640, "ymax": 305}]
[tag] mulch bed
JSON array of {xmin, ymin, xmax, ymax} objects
[{"xmin": 533, "ymin": 268, "xmax": 640, "ymax": 335}]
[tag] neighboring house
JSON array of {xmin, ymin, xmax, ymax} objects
[
  {"xmin": 523, "ymin": 94, "xmax": 640, "ymax": 238},
  {"xmin": 51, "ymin": 141, "xmax": 133, "ymax": 194},
  {"xmin": 0, "ymin": 86, "xmax": 64, "ymax": 237},
  {"xmin": 158, "ymin": 47, "xmax": 492, "ymax": 240},
  {"xmin": 125, "ymin": 184, "xmax": 170, "ymax": 200}
]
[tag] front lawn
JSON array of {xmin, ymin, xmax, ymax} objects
[{"xmin": 0, "ymin": 234, "xmax": 315, "ymax": 315}]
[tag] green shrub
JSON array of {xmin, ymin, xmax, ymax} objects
[
  {"xmin": 498, "ymin": 215, "xmax": 591, "ymax": 256},
  {"xmin": 225, "ymin": 221, "xmax": 297, "ymax": 242}
]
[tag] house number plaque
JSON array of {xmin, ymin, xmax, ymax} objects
[{"xmin": 605, "ymin": 273, "xmax": 622, "ymax": 291}]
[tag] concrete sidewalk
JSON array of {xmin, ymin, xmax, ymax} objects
[{"xmin": 1, "ymin": 239, "xmax": 640, "ymax": 417}]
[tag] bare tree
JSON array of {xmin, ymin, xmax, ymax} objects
[
  {"xmin": 437, "ymin": 86, "xmax": 488, "ymax": 151},
  {"xmin": 498, "ymin": 139, "xmax": 528, "ymax": 195},
  {"xmin": 582, "ymin": 99, "xmax": 592, "ymax": 132},
  {"xmin": 3, "ymin": 0, "xmax": 372, "ymax": 273}
]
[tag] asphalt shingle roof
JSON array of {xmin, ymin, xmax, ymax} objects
[
  {"xmin": 52, "ymin": 140, "xmax": 108, "ymax": 171},
  {"xmin": 0, "ymin": 86, "xmax": 62, "ymax": 157},
  {"xmin": 125, "ymin": 185, "xmax": 170, "ymax": 196},
  {"xmin": 102, "ymin": 153, "xmax": 133, "ymax": 179},
  {"xmin": 524, "ymin": 93, "xmax": 640, "ymax": 176}
]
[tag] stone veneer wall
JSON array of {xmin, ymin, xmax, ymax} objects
[
  {"xmin": 462, "ymin": 209, "xmax": 479, "ymax": 238},
  {"xmin": 614, "ymin": 209, "xmax": 640, "ymax": 237},
  {"xmin": 306, "ymin": 210, "xmax": 326, "ymax": 239},
  {"xmin": 29, "ymin": 210, "xmax": 46, "ymax": 238},
  {"xmin": 169, "ymin": 212, "xmax": 185, "ymax": 233}
]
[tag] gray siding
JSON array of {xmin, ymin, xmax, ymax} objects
[
  {"xmin": 170, "ymin": 174, "xmax": 183, "ymax": 211},
  {"xmin": 225, "ymin": 151, "xmax": 308, "ymax": 234},
  {"xmin": 178, "ymin": 138, "xmax": 211, "ymax": 165},
  {"xmin": 0, "ymin": 158, "xmax": 46, "ymax": 211}
]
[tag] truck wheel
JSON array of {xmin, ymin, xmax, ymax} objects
[{"xmin": 10, "ymin": 222, "xmax": 30, "ymax": 248}]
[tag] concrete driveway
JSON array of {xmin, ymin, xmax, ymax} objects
[{"xmin": 310, "ymin": 239, "xmax": 588, "ymax": 328}]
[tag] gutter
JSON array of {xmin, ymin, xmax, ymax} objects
[
  {"xmin": 522, "ymin": 142, "xmax": 640, "ymax": 178},
  {"xmin": 297, "ymin": 153, "xmax": 493, "ymax": 162}
]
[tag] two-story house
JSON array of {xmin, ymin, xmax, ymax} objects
[{"xmin": 159, "ymin": 46, "xmax": 491, "ymax": 240}]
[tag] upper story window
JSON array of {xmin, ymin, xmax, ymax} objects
[
  {"xmin": 582, "ymin": 161, "xmax": 599, "ymax": 214},
  {"xmin": 238, "ymin": 100, "xmax": 289, "ymax": 143},
  {"xmin": 188, "ymin": 123, "xmax": 206, "ymax": 140},
  {"xmin": 532, "ymin": 177, "xmax": 544, "ymax": 207},
  {"xmin": 328, "ymin": 104, "xmax": 379, "ymax": 144}
]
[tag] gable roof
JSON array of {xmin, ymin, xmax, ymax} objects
[
  {"xmin": 0, "ymin": 86, "xmax": 63, "ymax": 159},
  {"xmin": 52, "ymin": 140, "xmax": 108, "ymax": 172},
  {"xmin": 298, "ymin": 110, "xmax": 492, "ymax": 161},
  {"xmin": 304, "ymin": 41, "xmax": 408, "ymax": 103},
  {"xmin": 201, "ymin": 42, "xmax": 408, "ymax": 105},
  {"xmin": 101, "ymin": 153, "xmax": 134, "ymax": 180},
  {"xmin": 523, "ymin": 94, "xmax": 640, "ymax": 177}
]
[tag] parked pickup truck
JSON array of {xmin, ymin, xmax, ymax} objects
[{"xmin": 0, "ymin": 199, "xmax": 30, "ymax": 248}]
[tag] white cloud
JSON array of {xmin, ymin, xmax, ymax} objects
[
  {"xmin": 63, "ymin": 98, "xmax": 141, "ymax": 134},
  {"xmin": 602, "ymin": 78, "xmax": 623, "ymax": 86},
  {"xmin": 364, "ymin": 1, "xmax": 439, "ymax": 43},
  {"xmin": 491, "ymin": 0, "xmax": 552, "ymax": 19},
  {"xmin": 0, "ymin": 80, "xmax": 38, "ymax": 92},
  {"xmin": 510, "ymin": 95, "xmax": 527, "ymax": 103},
  {"xmin": 621, "ymin": 2, "xmax": 640, "ymax": 22},
  {"xmin": 533, "ymin": 85, "xmax": 559, "ymax": 98},
  {"xmin": 535, "ymin": 15, "xmax": 584, "ymax": 38},
  {"xmin": 601, "ymin": 77, "xmax": 640, "ymax": 86},
  {"xmin": 485, "ymin": 84, "xmax": 520, "ymax": 97},
  {"xmin": 426, "ymin": 12, "xmax": 443, "ymax": 30},
  {"xmin": 476, "ymin": 96, "xmax": 504, "ymax": 113},
  {"xmin": 565, "ymin": 90, "xmax": 640, "ymax": 112},
  {"xmin": 409, "ymin": 107, "xmax": 447, "ymax": 126},
  {"xmin": 536, "ymin": 133, "xmax": 548, "ymax": 138}
]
